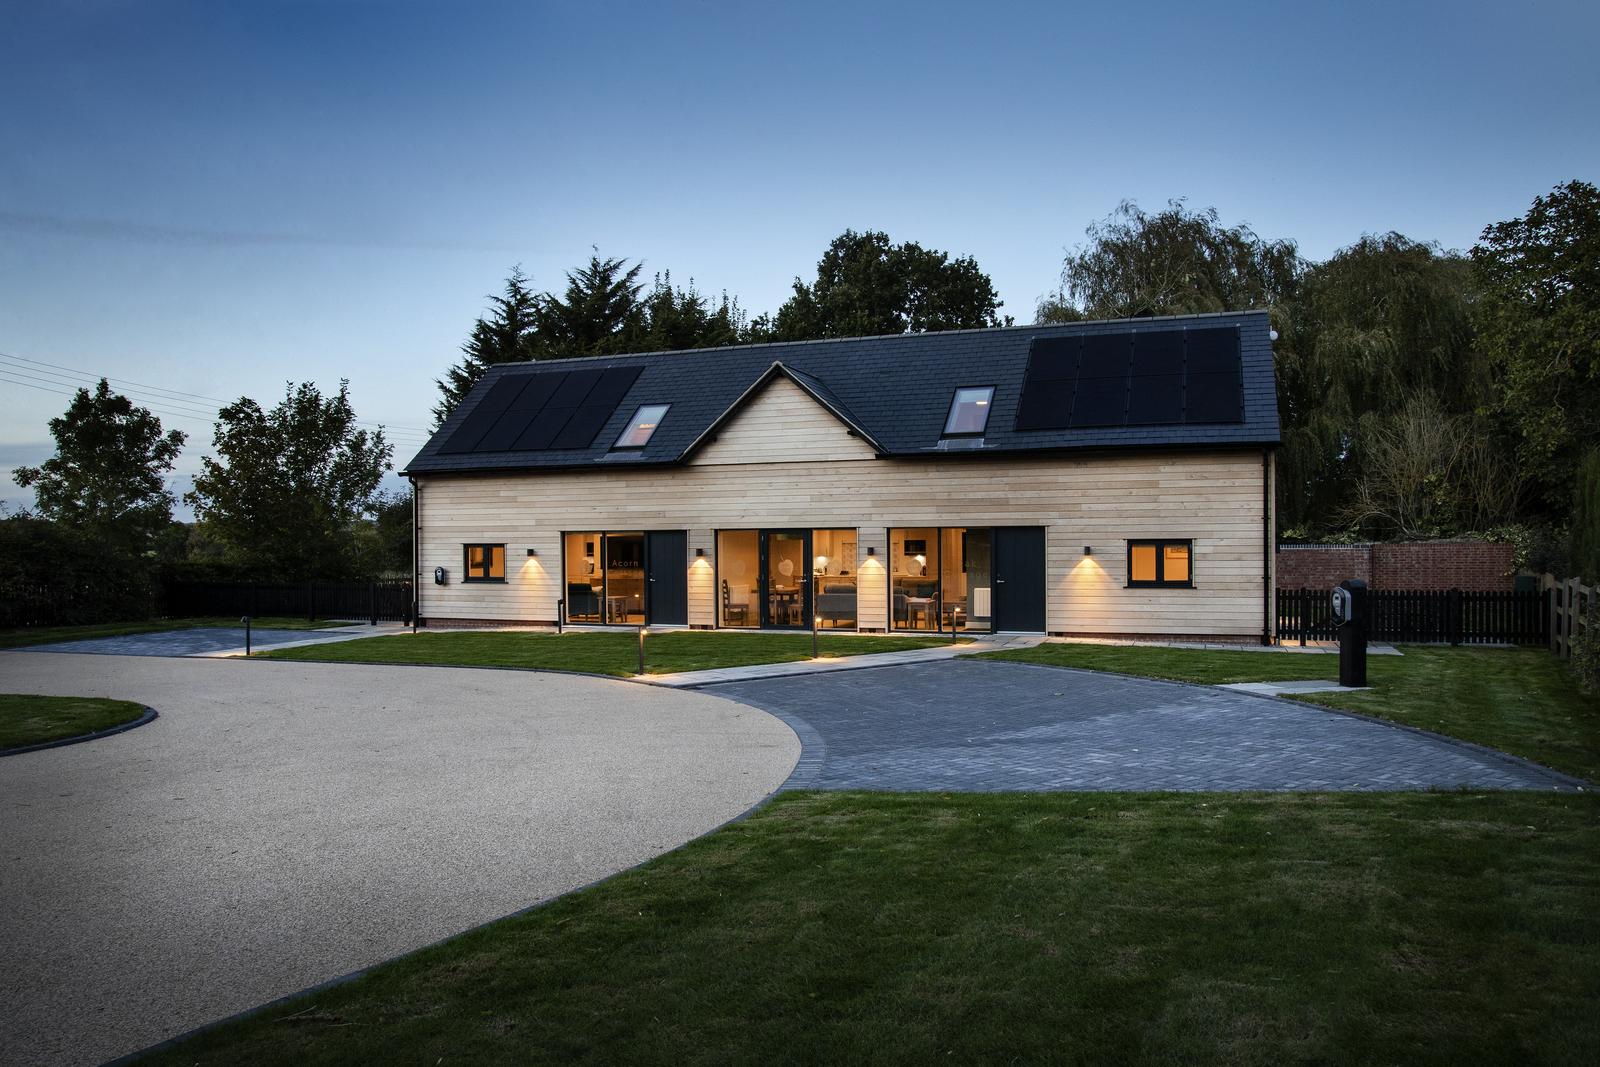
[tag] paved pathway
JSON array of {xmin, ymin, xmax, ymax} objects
[
  {"xmin": 641, "ymin": 635, "xmax": 1036, "ymax": 687},
  {"xmin": 706, "ymin": 658, "xmax": 1581, "ymax": 793},
  {"xmin": 18, "ymin": 624, "xmax": 381, "ymax": 657},
  {"xmin": 0, "ymin": 652, "xmax": 798, "ymax": 1067}
]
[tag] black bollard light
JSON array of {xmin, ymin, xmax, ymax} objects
[
  {"xmin": 812, "ymin": 613, "xmax": 820, "ymax": 659},
  {"xmin": 242, "ymin": 615, "xmax": 252, "ymax": 656},
  {"xmin": 637, "ymin": 624, "xmax": 647, "ymax": 675}
]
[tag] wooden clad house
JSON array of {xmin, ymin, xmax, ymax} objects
[{"xmin": 404, "ymin": 311, "xmax": 1280, "ymax": 640}]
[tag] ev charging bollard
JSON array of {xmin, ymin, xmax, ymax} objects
[
  {"xmin": 1333, "ymin": 579, "xmax": 1368, "ymax": 687},
  {"xmin": 242, "ymin": 615, "xmax": 252, "ymax": 657}
]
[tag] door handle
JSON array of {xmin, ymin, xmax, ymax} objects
[{"xmin": 995, "ymin": 578, "xmax": 1006, "ymax": 584}]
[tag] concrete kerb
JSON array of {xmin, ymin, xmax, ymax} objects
[{"xmin": 0, "ymin": 705, "xmax": 159, "ymax": 758}]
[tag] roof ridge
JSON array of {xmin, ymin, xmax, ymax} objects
[{"xmin": 481, "ymin": 309, "xmax": 1270, "ymax": 372}]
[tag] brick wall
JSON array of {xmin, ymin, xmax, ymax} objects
[{"xmin": 1277, "ymin": 542, "xmax": 1514, "ymax": 592}]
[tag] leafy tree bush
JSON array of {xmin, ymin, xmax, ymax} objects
[
  {"xmin": 0, "ymin": 515, "xmax": 156, "ymax": 627},
  {"xmin": 11, "ymin": 379, "xmax": 186, "ymax": 554},
  {"xmin": 1572, "ymin": 448, "xmax": 1600, "ymax": 583},
  {"xmin": 1037, "ymin": 199, "xmax": 1299, "ymax": 322},
  {"xmin": 1570, "ymin": 598, "xmax": 1600, "ymax": 696},
  {"xmin": 187, "ymin": 381, "xmax": 393, "ymax": 580},
  {"xmin": 763, "ymin": 230, "xmax": 1008, "ymax": 340},
  {"xmin": 1473, "ymin": 180, "xmax": 1600, "ymax": 515}
]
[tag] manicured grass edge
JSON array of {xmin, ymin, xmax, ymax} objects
[
  {"xmin": 978, "ymin": 653, "xmax": 1594, "ymax": 790},
  {"xmin": 0, "ymin": 705, "xmax": 159, "ymax": 757}
]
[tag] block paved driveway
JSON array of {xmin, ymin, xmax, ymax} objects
[
  {"xmin": 706, "ymin": 658, "xmax": 1581, "ymax": 792},
  {"xmin": 21, "ymin": 625, "xmax": 369, "ymax": 656}
]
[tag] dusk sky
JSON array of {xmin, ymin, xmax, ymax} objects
[{"xmin": 3, "ymin": 0, "xmax": 1597, "ymax": 513}]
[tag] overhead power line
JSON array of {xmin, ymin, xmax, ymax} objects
[{"xmin": 0, "ymin": 348, "xmax": 434, "ymax": 441}]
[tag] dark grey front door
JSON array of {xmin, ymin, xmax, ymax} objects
[
  {"xmin": 993, "ymin": 526, "xmax": 1046, "ymax": 632},
  {"xmin": 645, "ymin": 531, "xmax": 687, "ymax": 625}
]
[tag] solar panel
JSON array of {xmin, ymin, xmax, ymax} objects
[
  {"xmin": 1026, "ymin": 337, "xmax": 1080, "ymax": 381},
  {"xmin": 547, "ymin": 368, "xmax": 645, "ymax": 449},
  {"xmin": 435, "ymin": 366, "xmax": 650, "ymax": 454},
  {"xmin": 1012, "ymin": 325, "xmax": 1245, "ymax": 433},
  {"xmin": 547, "ymin": 368, "xmax": 605, "ymax": 407},
  {"xmin": 582, "ymin": 367, "xmax": 643, "ymax": 409},
  {"xmin": 1185, "ymin": 327, "xmax": 1239, "ymax": 375},
  {"xmin": 1185, "ymin": 368, "xmax": 1243, "ymax": 423},
  {"xmin": 1069, "ymin": 376, "xmax": 1127, "ymax": 427},
  {"xmin": 1130, "ymin": 330, "xmax": 1183, "ymax": 377},
  {"xmin": 1014, "ymin": 377, "xmax": 1073, "ymax": 430},
  {"xmin": 510, "ymin": 406, "xmax": 579, "ymax": 451},
  {"xmin": 1128, "ymin": 374, "xmax": 1184, "ymax": 424},
  {"xmin": 438, "ymin": 378, "xmax": 531, "ymax": 453},
  {"xmin": 550, "ymin": 405, "xmax": 616, "ymax": 449},
  {"xmin": 1077, "ymin": 333, "xmax": 1133, "ymax": 379}
]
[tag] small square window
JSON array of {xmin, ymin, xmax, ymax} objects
[
  {"xmin": 1126, "ymin": 539, "xmax": 1192, "ymax": 588},
  {"xmin": 463, "ymin": 543, "xmax": 506, "ymax": 582},
  {"xmin": 613, "ymin": 404, "xmax": 669, "ymax": 449},
  {"xmin": 943, "ymin": 386, "xmax": 994, "ymax": 436}
]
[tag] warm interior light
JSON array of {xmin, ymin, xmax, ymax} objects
[{"xmin": 975, "ymin": 399, "xmax": 988, "ymax": 405}]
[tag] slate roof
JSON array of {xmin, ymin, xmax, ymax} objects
[{"xmin": 402, "ymin": 310, "xmax": 1279, "ymax": 475}]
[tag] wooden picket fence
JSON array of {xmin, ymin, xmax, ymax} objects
[
  {"xmin": 1544, "ymin": 574, "xmax": 1594, "ymax": 660},
  {"xmin": 1276, "ymin": 587, "xmax": 1548, "ymax": 646}
]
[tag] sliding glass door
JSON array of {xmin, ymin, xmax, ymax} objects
[
  {"xmin": 763, "ymin": 530, "xmax": 809, "ymax": 629},
  {"xmin": 889, "ymin": 526, "xmax": 993, "ymax": 633}
]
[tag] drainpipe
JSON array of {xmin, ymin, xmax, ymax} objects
[
  {"xmin": 410, "ymin": 475, "xmax": 420, "ymax": 633},
  {"xmin": 1261, "ymin": 448, "xmax": 1272, "ymax": 646}
]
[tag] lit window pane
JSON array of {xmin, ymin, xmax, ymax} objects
[
  {"xmin": 1163, "ymin": 544, "xmax": 1189, "ymax": 583},
  {"xmin": 614, "ymin": 404, "xmax": 670, "ymax": 449},
  {"xmin": 486, "ymin": 546, "xmax": 505, "ymax": 579},
  {"xmin": 468, "ymin": 546, "xmax": 486, "ymax": 569},
  {"xmin": 943, "ymin": 387, "xmax": 995, "ymax": 435},
  {"xmin": 1130, "ymin": 544, "xmax": 1157, "ymax": 582}
]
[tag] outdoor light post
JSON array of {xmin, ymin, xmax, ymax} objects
[
  {"xmin": 637, "ymin": 624, "xmax": 647, "ymax": 675},
  {"xmin": 812, "ymin": 613, "xmax": 819, "ymax": 659},
  {"xmin": 241, "ymin": 615, "xmax": 251, "ymax": 656}
]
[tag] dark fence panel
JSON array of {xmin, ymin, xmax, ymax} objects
[
  {"xmin": 163, "ymin": 580, "xmax": 413, "ymax": 624},
  {"xmin": 1277, "ymin": 587, "xmax": 1547, "ymax": 646}
]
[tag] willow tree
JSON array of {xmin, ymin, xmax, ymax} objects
[{"xmin": 1275, "ymin": 233, "xmax": 1492, "ymax": 533}]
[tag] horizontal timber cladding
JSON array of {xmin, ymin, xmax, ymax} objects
[{"xmin": 415, "ymin": 448, "xmax": 1269, "ymax": 636}]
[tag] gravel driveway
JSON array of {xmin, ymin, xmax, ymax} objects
[
  {"xmin": 0, "ymin": 653, "xmax": 798, "ymax": 1066},
  {"xmin": 707, "ymin": 658, "xmax": 1579, "ymax": 792}
]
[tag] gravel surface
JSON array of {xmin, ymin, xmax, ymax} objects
[{"xmin": 0, "ymin": 652, "xmax": 797, "ymax": 1066}]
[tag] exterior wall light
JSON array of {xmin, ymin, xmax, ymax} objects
[
  {"xmin": 526, "ymin": 548, "xmax": 538, "ymax": 557},
  {"xmin": 695, "ymin": 547, "xmax": 705, "ymax": 557},
  {"xmin": 1084, "ymin": 546, "xmax": 1092, "ymax": 556},
  {"xmin": 867, "ymin": 547, "xmax": 876, "ymax": 556}
]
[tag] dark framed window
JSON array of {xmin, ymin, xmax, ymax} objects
[
  {"xmin": 1126, "ymin": 539, "xmax": 1192, "ymax": 588},
  {"xmin": 613, "ymin": 404, "xmax": 670, "ymax": 450},
  {"xmin": 943, "ymin": 386, "xmax": 995, "ymax": 436},
  {"xmin": 463, "ymin": 543, "xmax": 506, "ymax": 582}
]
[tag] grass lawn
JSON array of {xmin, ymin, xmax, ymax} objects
[
  {"xmin": 0, "ymin": 693, "xmax": 147, "ymax": 750},
  {"xmin": 144, "ymin": 790, "xmax": 1600, "ymax": 1066},
  {"xmin": 259, "ymin": 629, "xmax": 966, "ymax": 676},
  {"xmin": 982, "ymin": 643, "xmax": 1600, "ymax": 783},
  {"xmin": 0, "ymin": 617, "xmax": 348, "ymax": 650}
]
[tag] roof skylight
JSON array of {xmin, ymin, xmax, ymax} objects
[{"xmin": 613, "ymin": 404, "xmax": 670, "ymax": 449}]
